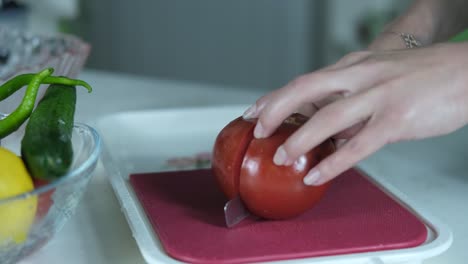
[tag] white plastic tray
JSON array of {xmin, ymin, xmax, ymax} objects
[{"xmin": 96, "ymin": 105, "xmax": 452, "ymax": 264}]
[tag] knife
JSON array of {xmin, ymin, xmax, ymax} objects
[{"xmin": 224, "ymin": 195, "xmax": 257, "ymax": 228}]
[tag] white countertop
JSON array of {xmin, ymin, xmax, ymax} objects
[{"xmin": 18, "ymin": 69, "xmax": 468, "ymax": 264}]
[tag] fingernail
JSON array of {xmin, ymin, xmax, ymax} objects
[
  {"xmin": 243, "ymin": 104, "xmax": 257, "ymax": 119},
  {"xmin": 273, "ymin": 146, "xmax": 288, "ymax": 165},
  {"xmin": 254, "ymin": 122, "xmax": 265, "ymax": 138},
  {"xmin": 303, "ymin": 169, "xmax": 321, "ymax": 186}
]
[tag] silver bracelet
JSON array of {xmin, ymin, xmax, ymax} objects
[{"xmin": 387, "ymin": 31, "xmax": 422, "ymax": 48}]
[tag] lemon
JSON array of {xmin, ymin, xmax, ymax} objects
[{"xmin": 0, "ymin": 147, "xmax": 37, "ymax": 245}]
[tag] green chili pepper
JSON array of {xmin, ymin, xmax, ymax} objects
[
  {"xmin": 0, "ymin": 73, "xmax": 92, "ymax": 101},
  {"xmin": 0, "ymin": 68, "xmax": 54, "ymax": 139}
]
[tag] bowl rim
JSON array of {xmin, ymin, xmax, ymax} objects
[{"xmin": 0, "ymin": 122, "xmax": 101, "ymax": 205}]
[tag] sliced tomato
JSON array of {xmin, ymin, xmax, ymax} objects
[
  {"xmin": 212, "ymin": 117, "xmax": 255, "ymax": 199},
  {"xmin": 212, "ymin": 114, "xmax": 335, "ymax": 220}
]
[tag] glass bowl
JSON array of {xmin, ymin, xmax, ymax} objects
[
  {"xmin": 0, "ymin": 122, "xmax": 101, "ymax": 264},
  {"xmin": 0, "ymin": 26, "xmax": 91, "ymax": 119},
  {"xmin": 0, "ymin": 25, "xmax": 90, "ymax": 80}
]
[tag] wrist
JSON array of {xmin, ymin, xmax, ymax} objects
[
  {"xmin": 368, "ymin": 33, "xmax": 414, "ymax": 51},
  {"xmin": 368, "ymin": 0, "xmax": 441, "ymax": 51},
  {"xmin": 368, "ymin": 31, "xmax": 424, "ymax": 51}
]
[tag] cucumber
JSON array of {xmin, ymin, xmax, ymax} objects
[{"xmin": 21, "ymin": 84, "xmax": 76, "ymax": 180}]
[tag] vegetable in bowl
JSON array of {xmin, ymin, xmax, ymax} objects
[{"xmin": 0, "ymin": 68, "xmax": 100, "ymax": 264}]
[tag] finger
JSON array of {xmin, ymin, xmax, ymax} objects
[
  {"xmin": 243, "ymin": 94, "xmax": 318, "ymax": 120},
  {"xmin": 333, "ymin": 122, "xmax": 365, "ymax": 139},
  {"xmin": 313, "ymin": 93, "xmax": 345, "ymax": 109},
  {"xmin": 254, "ymin": 62, "xmax": 388, "ymax": 139},
  {"xmin": 242, "ymin": 71, "xmax": 336, "ymax": 121},
  {"xmin": 296, "ymin": 103, "xmax": 319, "ymax": 117},
  {"xmin": 303, "ymin": 119, "xmax": 388, "ymax": 186},
  {"xmin": 334, "ymin": 139, "xmax": 347, "ymax": 149},
  {"xmin": 242, "ymin": 92, "xmax": 273, "ymax": 119},
  {"xmin": 273, "ymin": 91, "xmax": 375, "ymax": 166},
  {"xmin": 252, "ymin": 72, "xmax": 341, "ymax": 138},
  {"xmin": 326, "ymin": 51, "xmax": 372, "ymax": 71},
  {"xmin": 241, "ymin": 55, "xmax": 359, "ymax": 120}
]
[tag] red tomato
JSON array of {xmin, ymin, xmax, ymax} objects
[
  {"xmin": 212, "ymin": 114, "xmax": 335, "ymax": 220},
  {"xmin": 33, "ymin": 178, "xmax": 54, "ymax": 220},
  {"xmin": 212, "ymin": 117, "xmax": 255, "ymax": 199}
]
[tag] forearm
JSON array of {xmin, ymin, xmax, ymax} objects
[{"xmin": 369, "ymin": 0, "xmax": 468, "ymax": 50}]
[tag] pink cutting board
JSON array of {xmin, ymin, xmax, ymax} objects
[{"xmin": 129, "ymin": 168, "xmax": 427, "ymax": 264}]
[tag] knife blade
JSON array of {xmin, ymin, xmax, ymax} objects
[{"xmin": 224, "ymin": 195, "xmax": 254, "ymax": 228}]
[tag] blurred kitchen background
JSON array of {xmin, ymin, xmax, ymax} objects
[{"xmin": 1, "ymin": 0, "xmax": 412, "ymax": 91}]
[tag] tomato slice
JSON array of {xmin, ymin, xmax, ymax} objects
[
  {"xmin": 212, "ymin": 117, "xmax": 255, "ymax": 199},
  {"xmin": 212, "ymin": 114, "xmax": 335, "ymax": 220}
]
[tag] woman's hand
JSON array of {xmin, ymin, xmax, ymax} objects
[{"xmin": 243, "ymin": 42, "xmax": 468, "ymax": 186}]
